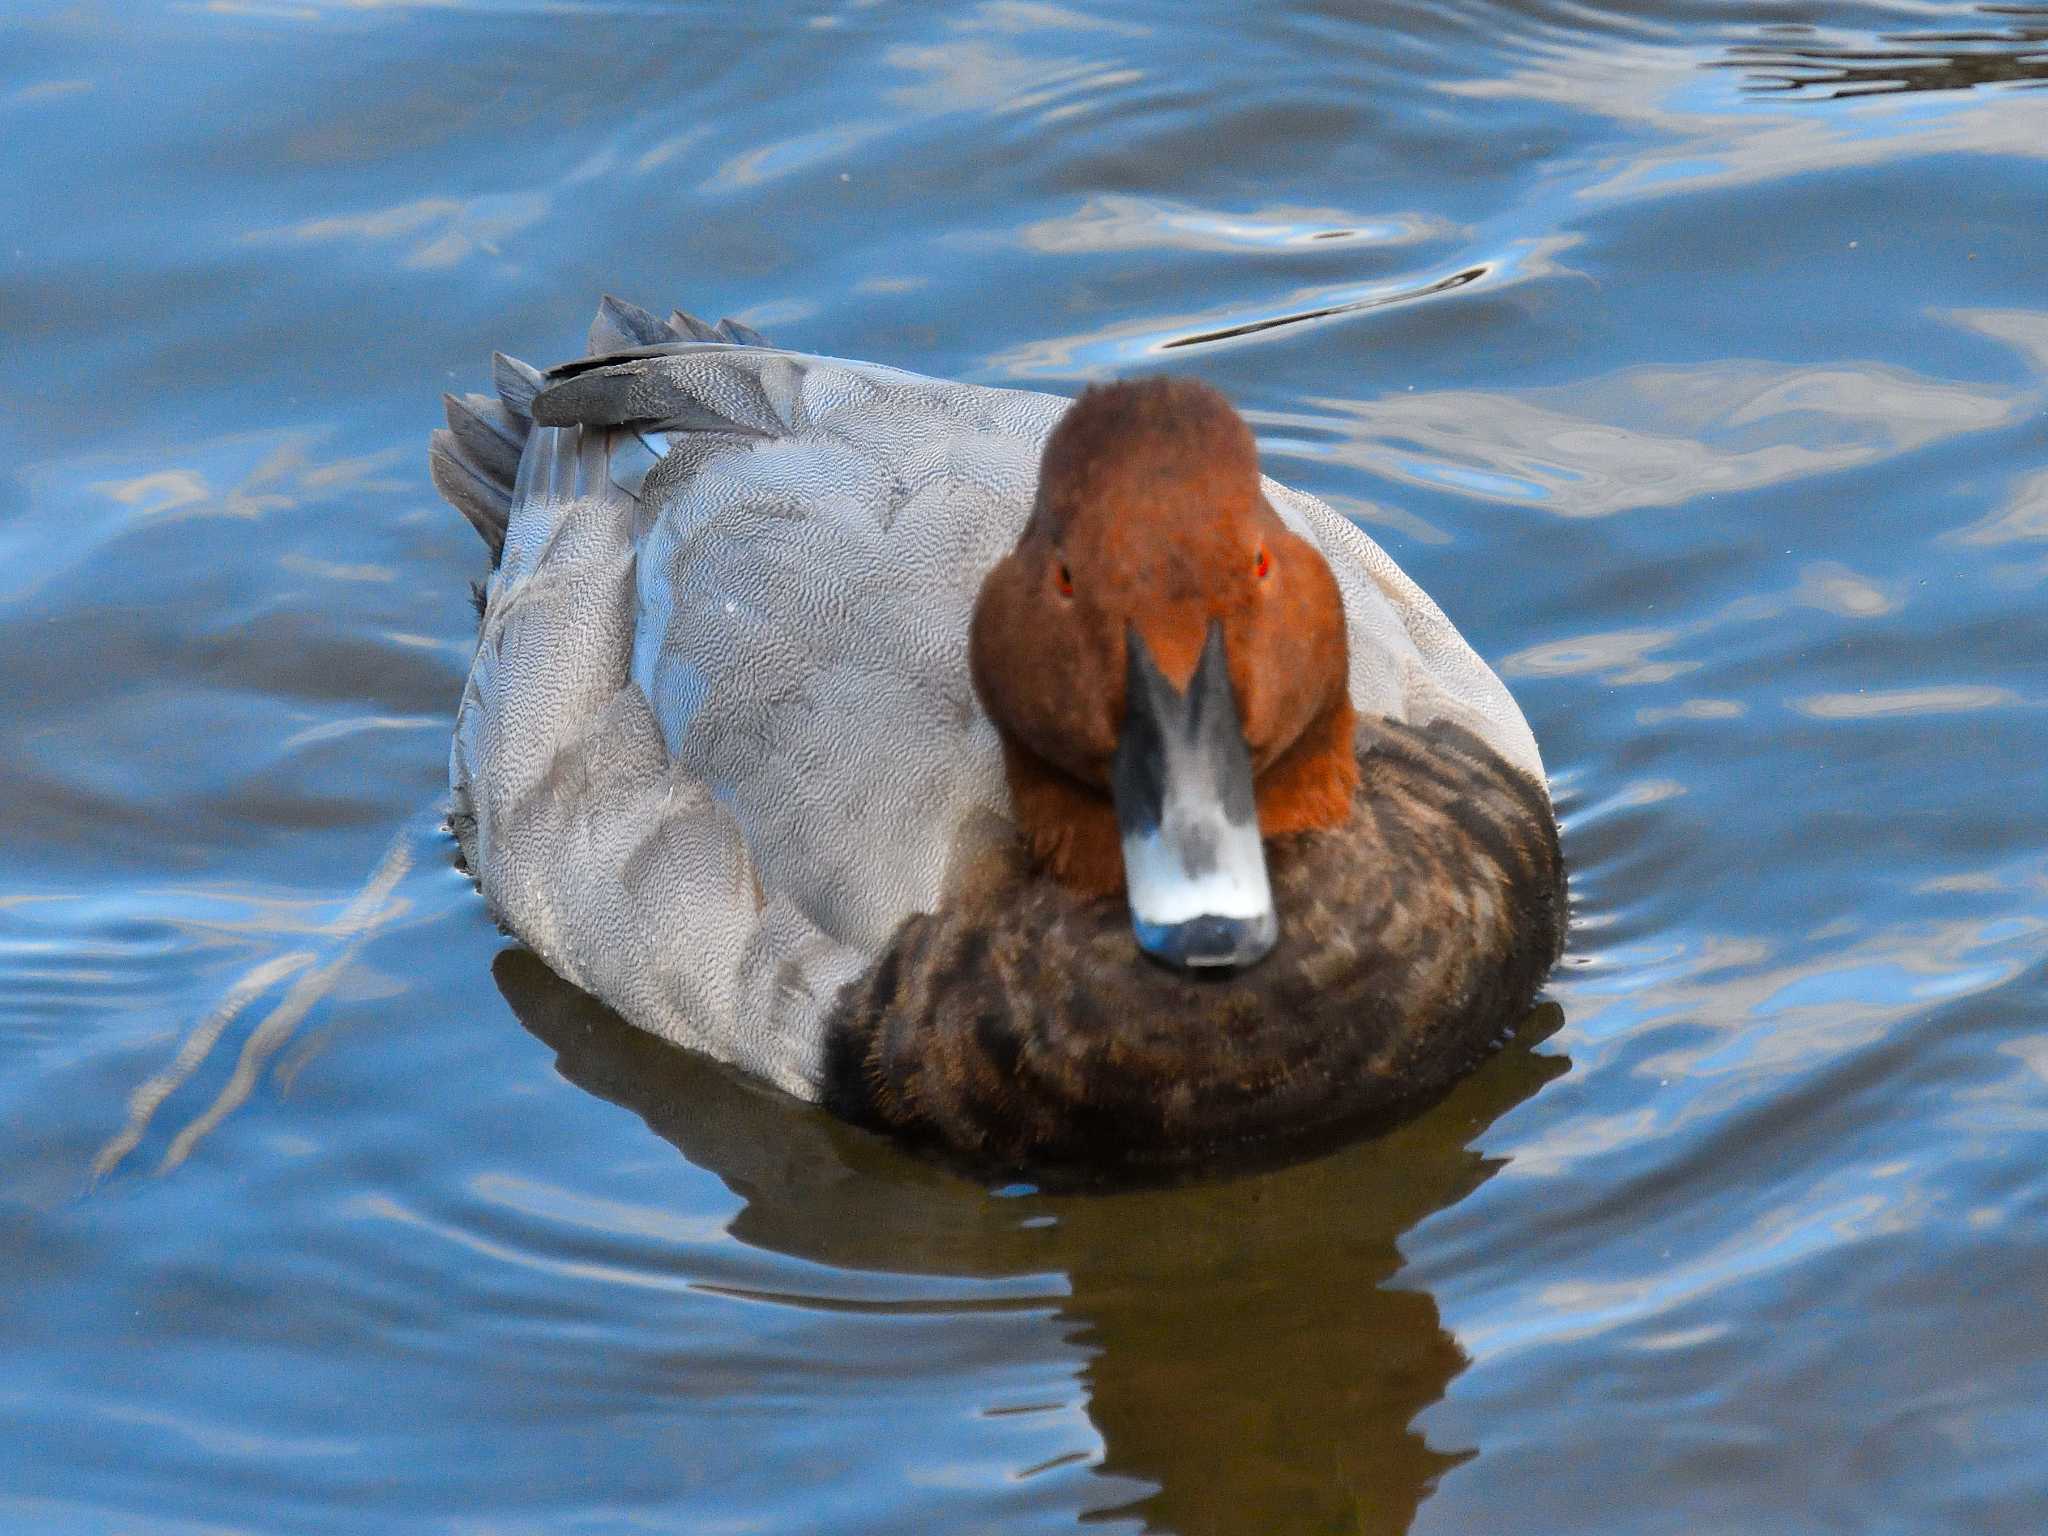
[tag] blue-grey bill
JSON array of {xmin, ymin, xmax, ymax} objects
[{"xmin": 1112, "ymin": 621, "xmax": 1278, "ymax": 972}]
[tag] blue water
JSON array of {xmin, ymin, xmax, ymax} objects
[{"xmin": 3, "ymin": 1, "xmax": 2045, "ymax": 1531}]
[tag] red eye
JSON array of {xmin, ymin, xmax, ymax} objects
[
  {"xmin": 1056, "ymin": 563, "xmax": 1074, "ymax": 598},
  {"xmin": 1254, "ymin": 545, "xmax": 1272, "ymax": 581}
]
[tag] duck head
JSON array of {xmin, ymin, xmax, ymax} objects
[{"xmin": 970, "ymin": 378, "xmax": 1358, "ymax": 972}]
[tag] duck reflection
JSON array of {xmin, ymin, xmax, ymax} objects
[
  {"xmin": 1722, "ymin": 8, "xmax": 2048, "ymax": 100},
  {"xmin": 493, "ymin": 948, "xmax": 1567, "ymax": 1535}
]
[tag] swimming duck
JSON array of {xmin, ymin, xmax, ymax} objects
[{"xmin": 431, "ymin": 297, "xmax": 1565, "ymax": 1180}]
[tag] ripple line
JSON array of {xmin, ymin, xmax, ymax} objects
[
  {"xmin": 91, "ymin": 949, "xmax": 315, "ymax": 1181},
  {"xmin": 92, "ymin": 814, "xmax": 427, "ymax": 1181},
  {"xmin": 1159, "ymin": 266, "xmax": 1486, "ymax": 349},
  {"xmin": 156, "ymin": 825, "xmax": 417, "ymax": 1174}
]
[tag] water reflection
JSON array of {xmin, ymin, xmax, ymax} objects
[
  {"xmin": 1014, "ymin": 196, "xmax": 1451, "ymax": 255},
  {"xmin": 244, "ymin": 193, "xmax": 552, "ymax": 270},
  {"xmin": 1722, "ymin": 9, "xmax": 2048, "ymax": 101},
  {"xmin": 91, "ymin": 813, "xmax": 432, "ymax": 1179},
  {"xmin": 3, "ymin": 429, "xmax": 409, "ymax": 604},
  {"xmin": 495, "ymin": 949, "xmax": 1570, "ymax": 1535},
  {"xmin": 1951, "ymin": 466, "xmax": 2048, "ymax": 547},
  {"xmin": 1405, "ymin": 889, "xmax": 2048, "ymax": 1500},
  {"xmin": 1263, "ymin": 350, "xmax": 2035, "ymax": 520},
  {"xmin": 1451, "ymin": 24, "xmax": 2048, "ymax": 205},
  {"xmin": 1790, "ymin": 685, "xmax": 2023, "ymax": 719}
]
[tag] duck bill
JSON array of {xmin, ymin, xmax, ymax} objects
[{"xmin": 1111, "ymin": 621, "xmax": 1278, "ymax": 971}]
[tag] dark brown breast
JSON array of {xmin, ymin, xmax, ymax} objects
[{"xmin": 820, "ymin": 715, "xmax": 1567, "ymax": 1184}]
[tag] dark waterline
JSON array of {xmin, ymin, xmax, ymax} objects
[{"xmin": 3, "ymin": 1, "xmax": 2045, "ymax": 1532}]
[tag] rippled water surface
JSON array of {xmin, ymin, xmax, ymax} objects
[{"xmin": 5, "ymin": 1, "xmax": 2046, "ymax": 1530}]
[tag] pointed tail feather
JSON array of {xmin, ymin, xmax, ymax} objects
[
  {"xmin": 430, "ymin": 429, "xmax": 513, "ymax": 556},
  {"xmin": 590, "ymin": 294, "xmax": 677, "ymax": 353},
  {"xmin": 669, "ymin": 308, "xmax": 726, "ymax": 342},
  {"xmin": 491, "ymin": 351, "xmax": 546, "ymax": 420},
  {"xmin": 444, "ymin": 391, "xmax": 524, "ymax": 487},
  {"xmin": 429, "ymin": 297, "xmax": 772, "ymax": 567}
]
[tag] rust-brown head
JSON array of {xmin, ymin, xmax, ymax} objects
[{"xmin": 969, "ymin": 377, "xmax": 1357, "ymax": 971}]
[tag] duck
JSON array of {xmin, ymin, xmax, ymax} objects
[{"xmin": 430, "ymin": 296, "xmax": 1565, "ymax": 1182}]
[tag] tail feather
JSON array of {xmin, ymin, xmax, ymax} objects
[
  {"xmin": 491, "ymin": 351, "xmax": 546, "ymax": 420},
  {"xmin": 443, "ymin": 392, "xmax": 524, "ymax": 487},
  {"xmin": 430, "ymin": 297, "xmax": 771, "ymax": 568},
  {"xmin": 590, "ymin": 294, "xmax": 676, "ymax": 353},
  {"xmin": 430, "ymin": 428, "xmax": 513, "ymax": 555},
  {"xmin": 669, "ymin": 309, "xmax": 726, "ymax": 342}
]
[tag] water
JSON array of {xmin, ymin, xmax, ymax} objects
[{"xmin": 3, "ymin": 1, "xmax": 2044, "ymax": 1530}]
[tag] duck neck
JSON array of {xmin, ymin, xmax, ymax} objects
[
  {"xmin": 1253, "ymin": 695, "xmax": 1361, "ymax": 839},
  {"xmin": 998, "ymin": 739, "xmax": 1126, "ymax": 899}
]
